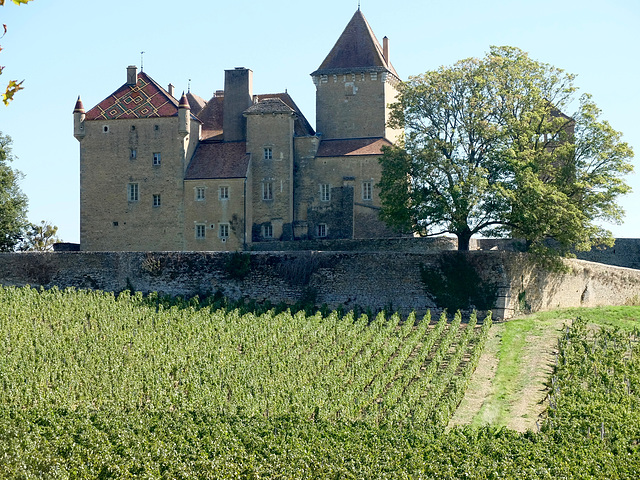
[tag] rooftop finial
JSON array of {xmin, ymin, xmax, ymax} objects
[
  {"xmin": 140, "ymin": 51, "xmax": 145, "ymax": 72},
  {"xmin": 188, "ymin": 79, "xmax": 191, "ymax": 93},
  {"xmin": 358, "ymin": 0, "xmax": 360, "ymax": 10}
]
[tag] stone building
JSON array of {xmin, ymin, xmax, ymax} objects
[{"xmin": 74, "ymin": 9, "xmax": 401, "ymax": 251}]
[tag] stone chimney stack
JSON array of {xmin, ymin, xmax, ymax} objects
[
  {"xmin": 127, "ymin": 65, "xmax": 137, "ymax": 86},
  {"xmin": 383, "ymin": 36, "xmax": 390, "ymax": 65},
  {"xmin": 168, "ymin": 83, "xmax": 175, "ymax": 98},
  {"xmin": 223, "ymin": 67, "xmax": 253, "ymax": 142}
]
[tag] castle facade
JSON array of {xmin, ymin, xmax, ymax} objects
[{"xmin": 74, "ymin": 10, "xmax": 401, "ymax": 251}]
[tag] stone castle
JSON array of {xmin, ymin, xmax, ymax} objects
[{"xmin": 73, "ymin": 9, "xmax": 402, "ymax": 251}]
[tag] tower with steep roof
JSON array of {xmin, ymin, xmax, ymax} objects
[{"xmin": 311, "ymin": 9, "xmax": 402, "ymax": 143}]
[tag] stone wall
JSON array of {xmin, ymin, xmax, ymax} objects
[{"xmin": 2, "ymin": 250, "xmax": 640, "ymax": 320}]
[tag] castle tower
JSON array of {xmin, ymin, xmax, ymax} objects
[
  {"xmin": 311, "ymin": 9, "xmax": 402, "ymax": 143},
  {"xmin": 245, "ymin": 97, "xmax": 296, "ymax": 241}
]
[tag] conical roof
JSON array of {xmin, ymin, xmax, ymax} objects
[{"xmin": 311, "ymin": 9, "xmax": 398, "ymax": 78}]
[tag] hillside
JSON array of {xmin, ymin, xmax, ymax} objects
[{"xmin": 1, "ymin": 286, "xmax": 639, "ymax": 478}]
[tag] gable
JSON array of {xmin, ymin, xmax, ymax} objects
[{"xmin": 85, "ymin": 72, "xmax": 180, "ymax": 121}]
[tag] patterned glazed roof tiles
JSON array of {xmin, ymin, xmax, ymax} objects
[
  {"xmin": 85, "ymin": 72, "xmax": 180, "ymax": 121},
  {"xmin": 184, "ymin": 141, "xmax": 250, "ymax": 180},
  {"xmin": 316, "ymin": 137, "xmax": 391, "ymax": 157}
]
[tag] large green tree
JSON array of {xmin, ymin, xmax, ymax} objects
[
  {"xmin": 0, "ymin": 131, "xmax": 28, "ymax": 250},
  {"xmin": 379, "ymin": 46, "xmax": 634, "ymax": 254}
]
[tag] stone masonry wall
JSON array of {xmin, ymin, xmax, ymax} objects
[{"xmin": 2, "ymin": 250, "xmax": 640, "ymax": 320}]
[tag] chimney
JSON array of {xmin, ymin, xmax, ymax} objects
[
  {"xmin": 223, "ymin": 67, "xmax": 253, "ymax": 142},
  {"xmin": 168, "ymin": 83, "xmax": 175, "ymax": 98},
  {"xmin": 127, "ymin": 65, "xmax": 137, "ymax": 86},
  {"xmin": 383, "ymin": 36, "xmax": 390, "ymax": 65}
]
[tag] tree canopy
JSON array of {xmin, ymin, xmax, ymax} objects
[
  {"xmin": 18, "ymin": 220, "xmax": 61, "ymax": 251},
  {"xmin": 0, "ymin": 132, "xmax": 28, "ymax": 250},
  {"xmin": 379, "ymin": 46, "xmax": 634, "ymax": 255}
]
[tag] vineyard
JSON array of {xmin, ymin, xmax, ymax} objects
[{"xmin": 0, "ymin": 286, "xmax": 639, "ymax": 478}]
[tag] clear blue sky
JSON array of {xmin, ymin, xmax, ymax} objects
[{"xmin": 1, "ymin": 0, "xmax": 638, "ymax": 243}]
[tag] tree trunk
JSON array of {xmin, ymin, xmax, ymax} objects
[{"xmin": 457, "ymin": 229, "xmax": 472, "ymax": 251}]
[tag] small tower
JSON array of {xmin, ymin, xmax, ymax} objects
[
  {"xmin": 73, "ymin": 96, "xmax": 86, "ymax": 140},
  {"xmin": 178, "ymin": 92, "xmax": 190, "ymax": 136}
]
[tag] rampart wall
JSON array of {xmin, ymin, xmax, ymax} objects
[{"xmin": 2, "ymin": 250, "xmax": 640, "ymax": 320}]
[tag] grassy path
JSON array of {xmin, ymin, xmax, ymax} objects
[{"xmin": 450, "ymin": 306, "xmax": 640, "ymax": 431}]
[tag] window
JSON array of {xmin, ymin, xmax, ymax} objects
[
  {"xmin": 153, "ymin": 152, "xmax": 161, "ymax": 166},
  {"xmin": 362, "ymin": 181, "xmax": 372, "ymax": 201},
  {"xmin": 262, "ymin": 182, "xmax": 273, "ymax": 201},
  {"xmin": 262, "ymin": 223, "xmax": 273, "ymax": 239},
  {"xmin": 130, "ymin": 125, "xmax": 136, "ymax": 131},
  {"xmin": 219, "ymin": 223, "xmax": 229, "ymax": 239},
  {"xmin": 317, "ymin": 223, "xmax": 327, "ymax": 238},
  {"xmin": 195, "ymin": 224, "xmax": 206, "ymax": 239},
  {"xmin": 154, "ymin": 125, "xmax": 159, "ymax": 131},
  {"xmin": 152, "ymin": 194, "xmax": 161, "ymax": 207},
  {"xmin": 264, "ymin": 147, "xmax": 273, "ymax": 160},
  {"xmin": 127, "ymin": 183, "xmax": 139, "ymax": 202},
  {"xmin": 196, "ymin": 187, "xmax": 205, "ymax": 201},
  {"xmin": 130, "ymin": 148, "xmax": 137, "ymax": 160},
  {"xmin": 219, "ymin": 186, "xmax": 229, "ymax": 200},
  {"xmin": 320, "ymin": 184, "xmax": 331, "ymax": 202},
  {"xmin": 102, "ymin": 125, "xmax": 109, "ymax": 133}
]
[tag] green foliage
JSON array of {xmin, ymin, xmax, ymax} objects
[
  {"xmin": 1, "ymin": 0, "xmax": 33, "ymax": 105},
  {"xmin": 419, "ymin": 253, "xmax": 498, "ymax": 311},
  {"xmin": 223, "ymin": 251, "xmax": 251, "ymax": 280},
  {"xmin": 380, "ymin": 46, "xmax": 633, "ymax": 256},
  {"xmin": 0, "ymin": 132, "xmax": 28, "ymax": 250},
  {"xmin": 3, "ymin": 287, "xmax": 640, "ymax": 477},
  {"xmin": 17, "ymin": 220, "xmax": 61, "ymax": 251},
  {"xmin": 531, "ymin": 315, "xmax": 640, "ymax": 476}
]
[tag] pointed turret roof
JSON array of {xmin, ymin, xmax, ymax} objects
[
  {"xmin": 179, "ymin": 92, "xmax": 190, "ymax": 109},
  {"xmin": 311, "ymin": 9, "xmax": 398, "ymax": 78},
  {"xmin": 73, "ymin": 96, "xmax": 85, "ymax": 113}
]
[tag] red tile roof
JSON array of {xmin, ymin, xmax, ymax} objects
[
  {"xmin": 184, "ymin": 141, "xmax": 250, "ymax": 180},
  {"xmin": 312, "ymin": 10, "xmax": 399, "ymax": 78},
  {"xmin": 195, "ymin": 95, "xmax": 224, "ymax": 140},
  {"xmin": 85, "ymin": 72, "xmax": 180, "ymax": 121},
  {"xmin": 316, "ymin": 137, "xmax": 391, "ymax": 157},
  {"xmin": 186, "ymin": 92, "xmax": 207, "ymax": 115}
]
